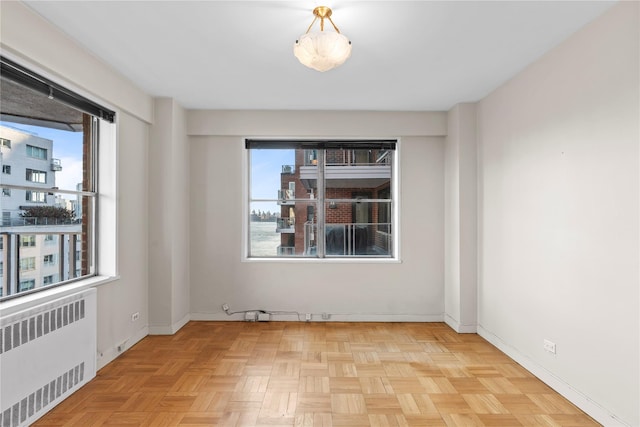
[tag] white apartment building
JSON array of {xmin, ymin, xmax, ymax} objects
[{"xmin": 0, "ymin": 126, "xmax": 58, "ymax": 223}]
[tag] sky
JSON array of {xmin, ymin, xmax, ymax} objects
[{"xmin": 0, "ymin": 121, "xmax": 83, "ymax": 191}]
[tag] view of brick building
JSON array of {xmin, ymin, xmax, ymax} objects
[{"xmin": 276, "ymin": 147, "xmax": 393, "ymax": 257}]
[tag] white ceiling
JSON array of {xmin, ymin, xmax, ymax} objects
[{"xmin": 24, "ymin": 1, "xmax": 616, "ymax": 111}]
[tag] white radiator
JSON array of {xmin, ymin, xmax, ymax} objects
[{"xmin": 0, "ymin": 288, "xmax": 97, "ymax": 427}]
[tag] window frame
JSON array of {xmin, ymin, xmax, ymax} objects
[
  {"xmin": 25, "ymin": 190, "xmax": 47, "ymax": 203},
  {"xmin": 0, "ymin": 55, "xmax": 116, "ymax": 301},
  {"xmin": 25, "ymin": 168, "xmax": 47, "ymax": 184},
  {"xmin": 244, "ymin": 138, "xmax": 400, "ymax": 262},
  {"xmin": 26, "ymin": 144, "xmax": 48, "ymax": 160}
]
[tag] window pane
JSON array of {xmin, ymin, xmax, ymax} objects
[
  {"xmin": 324, "ymin": 201, "xmax": 392, "ymax": 256},
  {"xmin": 1, "ymin": 193, "xmax": 95, "ymax": 297},
  {"xmin": 248, "ymin": 143, "xmax": 395, "ymax": 259},
  {"xmin": 249, "ymin": 201, "xmax": 281, "ymax": 257},
  {"xmin": 26, "ymin": 168, "xmax": 47, "ymax": 183},
  {"xmin": 8, "ymin": 231, "xmax": 90, "ymax": 293}
]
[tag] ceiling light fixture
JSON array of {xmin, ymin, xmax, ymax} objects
[{"xmin": 294, "ymin": 6, "xmax": 352, "ymax": 72}]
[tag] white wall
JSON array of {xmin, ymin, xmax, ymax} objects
[
  {"xmin": 188, "ymin": 111, "xmax": 446, "ymax": 321},
  {"xmin": 148, "ymin": 98, "xmax": 190, "ymax": 334},
  {"xmin": 477, "ymin": 2, "xmax": 639, "ymax": 425},
  {"xmin": 1, "ymin": 1, "xmax": 153, "ymax": 369},
  {"xmin": 445, "ymin": 103, "xmax": 478, "ymax": 333}
]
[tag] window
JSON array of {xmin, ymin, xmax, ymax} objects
[
  {"xmin": 25, "ymin": 191, "xmax": 46, "ymax": 203},
  {"xmin": 246, "ymin": 139, "xmax": 396, "ymax": 258},
  {"xmin": 0, "ymin": 138, "xmax": 10, "ymax": 149},
  {"xmin": 0, "ymin": 261, "xmax": 3, "ymax": 276},
  {"xmin": 19, "ymin": 257, "xmax": 36, "ymax": 271},
  {"xmin": 19, "ymin": 279, "xmax": 35, "ymax": 292},
  {"xmin": 25, "ymin": 168, "xmax": 47, "ymax": 183},
  {"xmin": 0, "ymin": 56, "xmax": 115, "ymax": 300},
  {"xmin": 2, "ymin": 164, "xmax": 10, "ymax": 174},
  {"xmin": 20, "ymin": 235, "xmax": 36, "ymax": 247},
  {"xmin": 26, "ymin": 144, "xmax": 47, "ymax": 160}
]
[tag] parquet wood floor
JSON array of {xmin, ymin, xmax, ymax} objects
[{"xmin": 33, "ymin": 322, "xmax": 600, "ymax": 426}]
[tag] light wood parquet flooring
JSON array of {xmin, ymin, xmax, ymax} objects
[{"xmin": 33, "ymin": 322, "xmax": 600, "ymax": 426}]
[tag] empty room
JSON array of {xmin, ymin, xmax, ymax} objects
[{"xmin": 0, "ymin": 1, "xmax": 638, "ymax": 426}]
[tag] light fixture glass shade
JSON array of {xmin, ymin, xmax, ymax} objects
[{"xmin": 294, "ymin": 32, "xmax": 352, "ymax": 72}]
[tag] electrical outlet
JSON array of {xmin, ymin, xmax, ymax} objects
[
  {"xmin": 305, "ymin": 313, "xmax": 312, "ymax": 322},
  {"xmin": 543, "ymin": 339, "xmax": 556, "ymax": 354},
  {"xmin": 131, "ymin": 312, "xmax": 139, "ymax": 322},
  {"xmin": 222, "ymin": 303, "xmax": 230, "ymax": 312},
  {"xmin": 322, "ymin": 313, "xmax": 330, "ymax": 320},
  {"xmin": 245, "ymin": 312, "xmax": 257, "ymax": 321},
  {"xmin": 257, "ymin": 313, "xmax": 270, "ymax": 322}
]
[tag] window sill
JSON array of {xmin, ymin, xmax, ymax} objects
[
  {"xmin": 0, "ymin": 275, "xmax": 118, "ymax": 317},
  {"xmin": 242, "ymin": 257, "xmax": 402, "ymax": 264}
]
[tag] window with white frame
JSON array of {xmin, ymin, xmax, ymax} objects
[
  {"xmin": 19, "ymin": 257, "xmax": 36, "ymax": 271},
  {"xmin": 246, "ymin": 139, "xmax": 396, "ymax": 259},
  {"xmin": 20, "ymin": 235, "xmax": 36, "ymax": 247},
  {"xmin": 0, "ymin": 56, "xmax": 115, "ymax": 300},
  {"xmin": 19, "ymin": 279, "xmax": 35, "ymax": 291},
  {"xmin": 2, "ymin": 165, "xmax": 10, "ymax": 174},
  {"xmin": 26, "ymin": 144, "xmax": 47, "ymax": 160},
  {"xmin": 25, "ymin": 190, "xmax": 46, "ymax": 203},
  {"xmin": 25, "ymin": 168, "xmax": 47, "ymax": 183}
]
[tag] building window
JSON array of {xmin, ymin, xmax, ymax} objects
[
  {"xmin": 25, "ymin": 191, "xmax": 46, "ymax": 203},
  {"xmin": 26, "ymin": 144, "xmax": 47, "ymax": 160},
  {"xmin": 0, "ymin": 56, "xmax": 115, "ymax": 301},
  {"xmin": 20, "ymin": 235, "xmax": 36, "ymax": 247},
  {"xmin": 246, "ymin": 139, "xmax": 396, "ymax": 258},
  {"xmin": 19, "ymin": 279, "xmax": 35, "ymax": 292},
  {"xmin": 25, "ymin": 168, "xmax": 47, "ymax": 183},
  {"xmin": 0, "ymin": 138, "xmax": 10, "ymax": 149},
  {"xmin": 2, "ymin": 164, "xmax": 10, "ymax": 174},
  {"xmin": 2, "ymin": 188, "xmax": 10, "ymax": 197},
  {"xmin": 0, "ymin": 261, "xmax": 3, "ymax": 276},
  {"xmin": 19, "ymin": 257, "xmax": 36, "ymax": 271}
]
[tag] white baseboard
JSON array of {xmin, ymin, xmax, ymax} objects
[
  {"xmin": 444, "ymin": 314, "xmax": 477, "ymax": 333},
  {"xmin": 97, "ymin": 325, "xmax": 148, "ymax": 370},
  {"xmin": 148, "ymin": 313, "xmax": 191, "ymax": 335},
  {"xmin": 191, "ymin": 312, "xmax": 444, "ymax": 323},
  {"xmin": 477, "ymin": 325, "xmax": 630, "ymax": 427}
]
